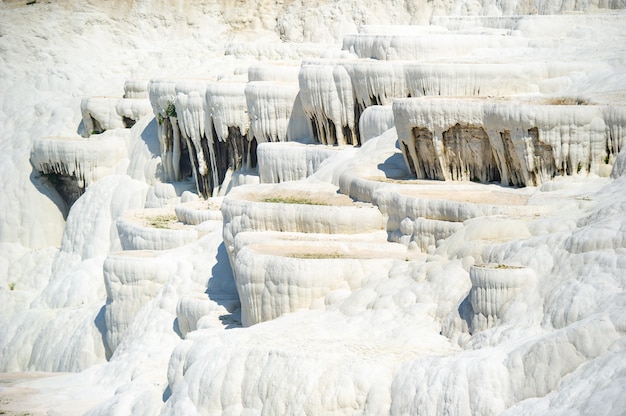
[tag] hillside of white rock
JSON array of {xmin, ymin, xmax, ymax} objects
[{"xmin": 0, "ymin": 0, "xmax": 625, "ymax": 414}]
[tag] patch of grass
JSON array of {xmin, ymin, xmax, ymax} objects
[
  {"xmin": 484, "ymin": 264, "xmax": 525, "ymax": 269},
  {"xmin": 261, "ymin": 196, "xmax": 328, "ymax": 206},
  {"xmin": 288, "ymin": 252, "xmax": 347, "ymax": 259},
  {"xmin": 148, "ymin": 214, "xmax": 178, "ymax": 229},
  {"xmin": 372, "ymin": 177, "xmax": 421, "ymax": 184},
  {"xmin": 8, "ymin": 282, "xmax": 15, "ymax": 291},
  {"xmin": 545, "ymin": 97, "xmax": 589, "ymax": 105},
  {"xmin": 165, "ymin": 100, "xmax": 177, "ymax": 118}
]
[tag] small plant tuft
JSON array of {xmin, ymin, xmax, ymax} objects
[
  {"xmin": 165, "ymin": 101, "xmax": 177, "ymax": 118},
  {"xmin": 289, "ymin": 252, "xmax": 346, "ymax": 259},
  {"xmin": 148, "ymin": 214, "xmax": 178, "ymax": 229},
  {"xmin": 489, "ymin": 264, "xmax": 524, "ymax": 269},
  {"xmin": 262, "ymin": 196, "xmax": 328, "ymax": 206},
  {"xmin": 8, "ymin": 282, "xmax": 15, "ymax": 291},
  {"xmin": 546, "ymin": 97, "xmax": 589, "ymax": 105}
]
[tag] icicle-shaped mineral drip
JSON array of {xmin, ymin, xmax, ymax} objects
[
  {"xmin": 175, "ymin": 81, "xmax": 209, "ymax": 179},
  {"xmin": 344, "ymin": 60, "xmax": 407, "ymax": 113},
  {"xmin": 30, "ymin": 136, "xmax": 128, "ymax": 189},
  {"xmin": 157, "ymin": 117, "xmax": 173, "ymax": 181},
  {"xmin": 245, "ymin": 81, "xmax": 310, "ymax": 143},
  {"xmin": 148, "ymin": 79, "xmax": 178, "ymax": 181},
  {"xmin": 170, "ymin": 117, "xmax": 182, "ymax": 181},
  {"xmin": 204, "ymin": 82, "xmax": 250, "ymax": 195},
  {"xmin": 206, "ymin": 82, "xmax": 249, "ymax": 143},
  {"xmin": 299, "ymin": 61, "xmax": 357, "ymax": 146},
  {"xmin": 393, "ymin": 97, "xmax": 624, "ymax": 186},
  {"xmin": 393, "ymin": 97, "xmax": 488, "ymax": 181},
  {"xmin": 602, "ymin": 105, "xmax": 626, "ymax": 158}
]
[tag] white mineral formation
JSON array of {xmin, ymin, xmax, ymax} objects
[
  {"xmin": 393, "ymin": 97, "xmax": 626, "ymax": 186},
  {"xmin": 205, "ymin": 82, "xmax": 251, "ymax": 194},
  {"xmin": 358, "ymin": 105, "xmax": 395, "ymax": 143},
  {"xmin": 104, "ymin": 251, "xmax": 175, "ymax": 354},
  {"xmin": 1, "ymin": 1, "xmax": 625, "ymax": 416},
  {"xmin": 80, "ymin": 97, "xmax": 125, "ymax": 135},
  {"xmin": 30, "ymin": 135, "xmax": 128, "ymax": 190},
  {"xmin": 298, "ymin": 60, "xmax": 358, "ymax": 146},
  {"xmin": 221, "ymin": 182, "xmax": 385, "ymax": 268},
  {"xmin": 115, "ymin": 98, "xmax": 153, "ymax": 128},
  {"xmin": 234, "ymin": 237, "xmax": 419, "ymax": 326},
  {"xmin": 116, "ymin": 208, "xmax": 199, "ymax": 251},
  {"xmin": 245, "ymin": 81, "xmax": 311, "ymax": 143},
  {"xmin": 257, "ymin": 142, "xmax": 339, "ymax": 183},
  {"xmin": 175, "ymin": 80, "xmax": 212, "ymax": 193},
  {"xmin": 123, "ymin": 79, "xmax": 150, "ymax": 99},
  {"xmin": 173, "ymin": 198, "xmax": 223, "ymax": 225},
  {"xmin": 148, "ymin": 79, "xmax": 183, "ymax": 183},
  {"xmin": 342, "ymin": 32, "xmax": 533, "ymax": 61},
  {"xmin": 247, "ymin": 63, "xmax": 301, "ymax": 82},
  {"xmin": 468, "ymin": 264, "xmax": 536, "ymax": 333}
]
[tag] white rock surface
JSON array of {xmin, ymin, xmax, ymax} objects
[
  {"xmin": 115, "ymin": 98, "xmax": 153, "ymax": 126},
  {"xmin": 116, "ymin": 208, "xmax": 199, "ymax": 251},
  {"xmin": 0, "ymin": 1, "xmax": 625, "ymax": 416},
  {"xmin": 103, "ymin": 251, "xmax": 174, "ymax": 354},
  {"xmin": 257, "ymin": 141, "xmax": 340, "ymax": 183},
  {"xmin": 393, "ymin": 97, "xmax": 626, "ymax": 186},
  {"xmin": 123, "ymin": 79, "xmax": 150, "ymax": 99},
  {"xmin": 81, "ymin": 97, "xmax": 125, "ymax": 135},
  {"xmin": 30, "ymin": 134, "xmax": 129, "ymax": 189},
  {"xmin": 245, "ymin": 81, "xmax": 311, "ymax": 143},
  {"xmin": 221, "ymin": 182, "xmax": 385, "ymax": 266},
  {"xmin": 359, "ymin": 105, "xmax": 395, "ymax": 144}
]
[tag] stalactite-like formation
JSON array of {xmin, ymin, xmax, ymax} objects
[{"xmin": 394, "ymin": 98, "xmax": 626, "ymax": 186}]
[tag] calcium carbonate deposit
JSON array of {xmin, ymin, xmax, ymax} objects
[{"xmin": 0, "ymin": 0, "xmax": 625, "ymax": 415}]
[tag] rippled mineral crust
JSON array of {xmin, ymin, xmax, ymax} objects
[{"xmin": 1, "ymin": 1, "xmax": 626, "ymax": 416}]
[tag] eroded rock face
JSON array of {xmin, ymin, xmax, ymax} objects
[
  {"xmin": 149, "ymin": 80, "xmax": 260, "ymax": 198},
  {"xmin": 394, "ymin": 98, "xmax": 626, "ymax": 187}
]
